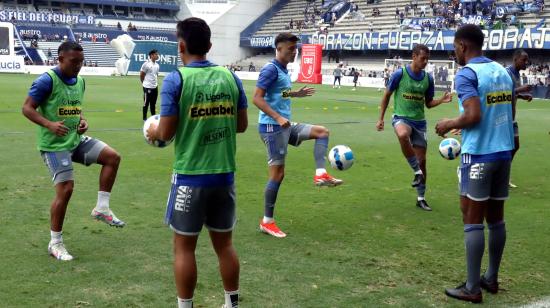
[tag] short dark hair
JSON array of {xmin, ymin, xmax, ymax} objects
[
  {"xmin": 176, "ymin": 17, "xmax": 211, "ymax": 55},
  {"xmin": 455, "ymin": 24, "xmax": 485, "ymax": 49},
  {"xmin": 149, "ymin": 49, "xmax": 158, "ymax": 56},
  {"xmin": 274, "ymin": 33, "xmax": 299, "ymax": 46},
  {"xmin": 58, "ymin": 41, "xmax": 83, "ymax": 55},
  {"xmin": 412, "ymin": 44, "xmax": 430, "ymax": 56},
  {"xmin": 513, "ymin": 48, "xmax": 528, "ymax": 60}
]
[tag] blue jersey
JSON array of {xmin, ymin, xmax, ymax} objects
[
  {"xmin": 456, "ymin": 58, "xmax": 514, "ymax": 156},
  {"xmin": 256, "ymin": 60, "xmax": 292, "ymax": 125}
]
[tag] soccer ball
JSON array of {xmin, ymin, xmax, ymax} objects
[
  {"xmin": 143, "ymin": 115, "xmax": 173, "ymax": 148},
  {"xmin": 439, "ymin": 138, "xmax": 461, "ymax": 160},
  {"xmin": 328, "ymin": 145, "xmax": 354, "ymax": 170}
]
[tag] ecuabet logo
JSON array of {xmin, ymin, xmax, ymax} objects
[{"xmin": 486, "ymin": 91, "xmax": 513, "ymax": 105}]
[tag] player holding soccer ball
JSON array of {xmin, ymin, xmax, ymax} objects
[
  {"xmin": 376, "ymin": 44, "xmax": 452, "ymax": 211},
  {"xmin": 435, "ymin": 25, "xmax": 515, "ymax": 303},
  {"xmin": 253, "ymin": 32, "xmax": 343, "ymax": 238},
  {"xmin": 147, "ymin": 18, "xmax": 248, "ymax": 308},
  {"xmin": 22, "ymin": 41, "xmax": 125, "ymax": 261}
]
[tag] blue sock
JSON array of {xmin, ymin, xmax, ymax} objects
[
  {"xmin": 406, "ymin": 156, "xmax": 421, "ymax": 173},
  {"xmin": 416, "ymin": 183, "xmax": 426, "ymax": 199},
  {"xmin": 264, "ymin": 180, "xmax": 281, "ymax": 219},
  {"xmin": 485, "ymin": 221, "xmax": 506, "ymax": 282},
  {"xmin": 314, "ymin": 137, "xmax": 329, "ymax": 169},
  {"xmin": 464, "ymin": 224, "xmax": 485, "ymax": 293}
]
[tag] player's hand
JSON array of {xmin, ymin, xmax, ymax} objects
[
  {"xmin": 376, "ymin": 119, "xmax": 384, "ymax": 131},
  {"xmin": 293, "ymin": 86, "xmax": 315, "ymax": 97},
  {"xmin": 450, "ymin": 128, "xmax": 462, "ymax": 136},
  {"xmin": 47, "ymin": 120, "xmax": 69, "ymax": 136},
  {"xmin": 519, "ymin": 93, "xmax": 533, "ymax": 102},
  {"xmin": 146, "ymin": 122, "xmax": 158, "ymax": 142},
  {"xmin": 77, "ymin": 119, "xmax": 88, "ymax": 134},
  {"xmin": 441, "ymin": 91, "xmax": 453, "ymax": 103},
  {"xmin": 435, "ymin": 119, "xmax": 452, "ymax": 137},
  {"xmin": 275, "ymin": 116, "xmax": 291, "ymax": 128}
]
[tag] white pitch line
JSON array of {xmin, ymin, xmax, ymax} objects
[{"xmin": 519, "ymin": 296, "xmax": 550, "ymax": 308}]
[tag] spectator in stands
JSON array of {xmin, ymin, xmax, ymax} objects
[
  {"xmin": 10, "ymin": 16, "xmax": 16, "ymax": 23},
  {"xmin": 395, "ymin": 7, "xmax": 400, "ymax": 19},
  {"xmin": 399, "ymin": 11, "xmax": 405, "ymax": 24},
  {"xmin": 98, "ymin": 21, "xmax": 103, "ymax": 27},
  {"xmin": 117, "ymin": 22, "xmax": 122, "ymax": 30},
  {"xmin": 47, "ymin": 48, "xmax": 52, "ymax": 60},
  {"xmin": 369, "ymin": 20, "xmax": 374, "ymax": 32},
  {"xmin": 249, "ymin": 62, "xmax": 256, "ymax": 72},
  {"xmin": 420, "ymin": 5, "xmax": 427, "ymax": 17},
  {"xmin": 140, "ymin": 49, "xmax": 160, "ymax": 121},
  {"xmin": 127, "ymin": 22, "xmax": 133, "ymax": 31}
]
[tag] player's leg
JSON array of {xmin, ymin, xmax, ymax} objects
[
  {"xmin": 294, "ymin": 123, "xmax": 342, "ymax": 186},
  {"xmin": 142, "ymin": 87, "xmax": 150, "ymax": 121},
  {"xmin": 333, "ymin": 76, "xmax": 337, "ymax": 88},
  {"xmin": 259, "ymin": 127, "xmax": 289, "ymax": 237},
  {"xmin": 72, "ymin": 137, "xmax": 124, "ymax": 227},
  {"xmin": 204, "ymin": 185, "xmax": 239, "ymax": 308},
  {"xmin": 392, "ymin": 118, "xmax": 423, "ymax": 187},
  {"xmin": 411, "ymin": 123, "xmax": 430, "ymax": 210},
  {"xmin": 481, "ymin": 159, "xmax": 510, "ymax": 293},
  {"xmin": 149, "ymin": 86, "xmax": 158, "ymax": 116},
  {"xmin": 174, "ymin": 233, "xmax": 199, "ymax": 308},
  {"xmin": 41, "ymin": 151, "xmax": 75, "ymax": 260}
]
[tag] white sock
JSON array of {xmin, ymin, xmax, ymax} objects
[
  {"xmin": 50, "ymin": 230, "xmax": 62, "ymax": 244},
  {"xmin": 315, "ymin": 168, "xmax": 327, "ymax": 176},
  {"xmin": 417, "ymin": 196, "xmax": 425, "ymax": 201},
  {"xmin": 414, "ymin": 170, "xmax": 423, "ymax": 175},
  {"xmin": 177, "ymin": 297, "xmax": 193, "ymax": 308},
  {"xmin": 96, "ymin": 191, "xmax": 110, "ymax": 212},
  {"xmin": 224, "ymin": 290, "xmax": 239, "ymax": 308},
  {"xmin": 262, "ymin": 216, "xmax": 274, "ymax": 224}
]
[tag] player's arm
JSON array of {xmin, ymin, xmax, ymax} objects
[
  {"xmin": 289, "ymin": 86, "xmax": 315, "ymax": 97},
  {"xmin": 22, "ymin": 96, "xmax": 69, "ymax": 136},
  {"xmin": 376, "ymin": 88, "xmax": 393, "ymax": 131},
  {"xmin": 435, "ymin": 97, "xmax": 481, "ymax": 137},
  {"xmin": 140, "ymin": 71, "xmax": 146, "ymax": 83},
  {"xmin": 253, "ymin": 87, "xmax": 290, "ymax": 127},
  {"xmin": 426, "ymin": 75, "xmax": 452, "ymax": 108},
  {"xmin": 237, "ymin": 109, "xmax": 248, "ymax": 133}
]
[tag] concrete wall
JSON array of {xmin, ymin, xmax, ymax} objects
[{"xmin": 208, "ymin": 0, "xmax": 273, "ymax": 65}]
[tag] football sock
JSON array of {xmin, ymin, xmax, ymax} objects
[
  {"xmin": 224, "ymin": 290, "xmax": 239, "ymax": 308},
  {"xmin": 315, "ymin": 168, "xmax": 327, "ymax": 176},
  {"xmin": 96, "ymin": 191, "xmax": 110, "ymax": 212},
  {"xmin": 406, "ymin": 156, "xmax": 421, "ymax": 173},
  {"xmin": 464, "ymin": 224, "xmax": 485, "ymax": 293},
  {"xmin": 177, "ymin": 297, "xmax": 193, "ymax": 308},
  {"xmin": 50, "ymin": 230, "xmax": 62, "ymax": 244},
  {"xmin": 485, "ymin": 221, "xmax": 506, "ymax": 282},
  {"xmin": 314, "ymin": 137, "xmax": 329, "ymax": 169},
  {"xmin": 416, "ymin": 183, "xmax": 426, "ymax": 199},
  {"xmin": 264, "ymin": 180, "xmax": 280, "ymax": 221}
]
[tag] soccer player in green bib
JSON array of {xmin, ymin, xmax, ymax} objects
[
  {"xmin": 376, "ymin": 44, "xmax": 452, "ymax": 211},
  {"xmin": 22, "ymin": 41, "xmax": 125, "ymax": 261},
  {"xmin": 147, "ymin": 18, "xmax": 248, "ymax": 308}
]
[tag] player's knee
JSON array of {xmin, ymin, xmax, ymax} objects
[
  {"xmin": 109, "ymin": 151, "xmax": 121, "ymax": 167},
  {"xmin": 58, "ymin": 182, "xmax": 74, "ymax": 197}
]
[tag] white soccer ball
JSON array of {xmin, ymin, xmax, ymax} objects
[
  {"xmin": 143, "ymin": 115, "xmax": 173, "ymax": 148},
  {"xmin": 328, "ymin": 145, "xmax": 354, "ymax": 171},
  {"xmin": 439, "ymin": 138, "xmax": 461, "ymax": 160}
]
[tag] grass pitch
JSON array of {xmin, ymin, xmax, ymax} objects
[{"xmin": 0, "ymin": 73, "xmax": 549, "ymax": 307}]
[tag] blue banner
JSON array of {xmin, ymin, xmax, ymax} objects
[
  {"xmin": 16, "ymin": 25, "xmax": 74, "ymax": 41},
  {"xmin": 243, "ymin": 28, "xmax": 550, "ymax": 50},
  {"xmin": 402, "ymin": 17, "xmax": 445, "ymax": 30},
  {"xmin": 128, "ymin": 41, "xmax": 178, "ymax": 73},
  {"xmin": 0, "ymin": 10, "xmax": 94, "ymax": 24}
]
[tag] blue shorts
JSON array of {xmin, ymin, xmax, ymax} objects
[
  {"xmin": 458, "ymin": 154, "xmax": 511, "ymax": 201},
  {"xmin": 165, "ymin": 174, "xmax": 236, "ymax": 236},
  {"xmin": 259, "ymin": 123, "xmax": 312, "ymax": 166},
  {"xmin": 391, "ymin": 115, "xmax": 427, "ymax": 148}
]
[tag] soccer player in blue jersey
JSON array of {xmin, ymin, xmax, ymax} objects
[
  {"xmin": 22, "ymin": 41, "xmax": 125, "ymax": 261},
  {"xmin": 376, "ymin": 44, "xmax": 452, "ymax": 211},
  {"xmin": 506, "ymin": 49, "xmax": 532, "ymax": 188},
  {"xmin": 147, "ymin": 18, "xmax": 247, "ymax": 308},
  {"xmin": 435, "ymin": 25, "xmax": 515, "ymax": 303},
  {"xmin": 253, "ymin": 32, "xmax": 343, "ymax": 238}
]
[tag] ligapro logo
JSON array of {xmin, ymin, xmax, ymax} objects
[{"xmin": 0, "ymin": 59, "xmax": 22, "ymax": 70}]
